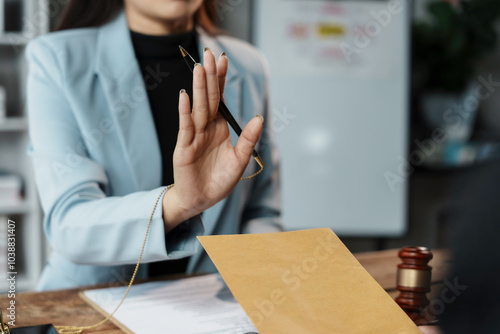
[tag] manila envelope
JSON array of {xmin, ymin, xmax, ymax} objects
[{"xmin": 198, "ymin": 228, "xmax": 421, "ymax": 334}]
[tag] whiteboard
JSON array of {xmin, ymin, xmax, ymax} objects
[{"xmin": 253, "ymin": 0, "xmax": 410, "ymax": 236}]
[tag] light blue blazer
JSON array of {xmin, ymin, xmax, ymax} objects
[{"xmin": 26, "ymin": 11, "xmax": 282, "ymax": 291}]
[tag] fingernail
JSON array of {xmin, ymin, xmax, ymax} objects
[
  {"xmin": 180, "ymin": 89, "xmax": 186, "ymax": 96},
  {"xmin": 204, "ymin": 47, "xmax": 211, "ymax": 53},
  {"xmin": 194, "ymin": 63, "xmax": 201, "ymax": 67},
  {"xmin": 255, "ymin": 115, "xmax": 264, "ymax": 124},
  {"xmin": 220, "ymin": 51, "xmax": 227, "ymax": 58}
]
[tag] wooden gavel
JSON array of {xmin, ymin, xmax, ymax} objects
[{"xmin": 395, "ymin": 246, "xmax": 434, "ymax": 326}]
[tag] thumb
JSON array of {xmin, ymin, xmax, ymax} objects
[{"xmin": 234, "ymin": 115, "xmax": 264, "ymax": 162}]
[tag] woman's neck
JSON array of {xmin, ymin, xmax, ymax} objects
[{"xmin": 125, "ymin": 6, "xmax": 194, "ymax": 35}]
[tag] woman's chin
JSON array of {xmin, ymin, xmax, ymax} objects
[{"xmin": 154, "ymin": 3, "xmax": 197, "ymax": 21}]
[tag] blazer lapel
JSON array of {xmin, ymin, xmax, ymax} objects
[{"xmin": 94, "ymin": 11, "xmax": 162, "ymax": 190}]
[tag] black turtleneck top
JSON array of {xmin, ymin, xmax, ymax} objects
[{"xmin": 130, "ymin": 29, "xmax": 200, "ymax": 277}]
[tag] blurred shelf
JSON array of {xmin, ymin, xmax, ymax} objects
[
  {"xmin": 0, "ymin": 201, "xmax": 31, "ymax": 215},
  {"xmin": 0, "ymin": 33, "xmax": 32, "ymax": 46},
  {"xmin": 0, "ymin": 118, "xmax": 28, "ymax": 132},
  {"xmin": 0, "ymin": 0, "xmax": 47, "ymax": 294},
  {"xmin": 420, "ymin": 141, "xmax": 500, "ymax": 170},
  {"xmin": 0, "ymin": 275, "xmax": 37, "ymax": 293}
]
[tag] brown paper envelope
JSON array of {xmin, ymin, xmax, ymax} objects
[{"xmin": 198, "ymin": 228, "xmax": 422, "ymax": 334}]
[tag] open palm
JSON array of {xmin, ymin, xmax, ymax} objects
[{"xmin": 162, "ymin": 49, "xmax": 263, "ymax": 229}]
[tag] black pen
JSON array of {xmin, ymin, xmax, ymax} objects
[{"xmin": 179, "ymin": 45, "xmax": 264, "ymax": 170}]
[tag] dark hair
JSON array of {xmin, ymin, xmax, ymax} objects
[{"xmin": 56, "ymin": 0, "xmax": 217, "ymax": 34}]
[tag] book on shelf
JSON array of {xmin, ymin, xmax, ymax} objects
[
  {"xmin": 0, "ymin": 172, "xmax": 23, "ymax": 206},
  {"xmin": 0, "ymin": 0, "xmax": 3, "ymax": 37},
  {"xmin": 2, "ymin": 0, "xmax": 23, "ymax": 34},
  {"xmin": 0, "ymin": 86, "xmax": 5, "ymax": 121}
]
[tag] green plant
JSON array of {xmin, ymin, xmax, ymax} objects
[{"xmin": 413, "ymin": 0, "xmax": 500, "ymax": 93}]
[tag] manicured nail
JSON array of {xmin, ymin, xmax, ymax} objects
[
  {"xmin": 180, "ymin": 89, "xmax": 186, "ymax": 96},
  {"xmin": 204, "ymin": 47, "xmax": 211, "ymax": 53},
  {"xmin": 255, "ymin": 115, "xmax": 264, "ymax": 124}
]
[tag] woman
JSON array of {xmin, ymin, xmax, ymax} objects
[{"xmin": 26, "ymin": 0, "xmax": 282, "ymax": 291}]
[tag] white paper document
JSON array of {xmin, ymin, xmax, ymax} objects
[{"xmin": 82, "ymin": 274, "xmax": 257, "ymax": 334}]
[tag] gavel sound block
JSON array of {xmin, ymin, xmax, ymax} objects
[{"xmin": 395, "ymin": 246, "xmax": 434, "ymax": 325}]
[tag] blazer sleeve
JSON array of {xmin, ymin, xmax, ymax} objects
[
  {"xmin": 25, "ymin": 38, "xmax": 203, "ymax": 266},
  {"xmin": 241, "ymin": 53, "xmax": 284, "ymax": 234}
]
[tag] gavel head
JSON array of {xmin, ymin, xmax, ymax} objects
[{"xmin": 395, "ymin": 246, "xmax": 433, "ymax": 325}]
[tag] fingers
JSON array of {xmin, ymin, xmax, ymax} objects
[
  {"xmin": 217, "ymin": 52, "xmax": 228, "ymax": 98},
  {"xmin": 203, "ymin": 48, "xmax": 220, "ymax": 120},
  {"xmin": 234, "ymin": 115, "xmax": 264, "ymax": 163},
  {"xmin": 192, "ymin": 49, "xmax": 228, "ymax": 133},
  {"xmin": 192, "ymin": 63, "xmax": 209, "ymax": 133},
  {"xmin": 177, "ymin": 89, "xmax": 194, "ymax": 147}
]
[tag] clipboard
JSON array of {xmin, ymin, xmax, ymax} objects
[
  {"xmin": 78, "ymin": 291, "xmax": 134, "ymax": 334},
  {"xmin": 77, "ymin": 274, "xmax": 257, "ymax": 334}
]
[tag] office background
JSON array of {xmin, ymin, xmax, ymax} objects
[{"xmin": 1, "ymin": 0, "xmax": 500, "ymax": 291}]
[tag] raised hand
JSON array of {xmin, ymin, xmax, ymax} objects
[{"xmin": 162, "ymin": 48, "xmax": 264, "ymax": 231}]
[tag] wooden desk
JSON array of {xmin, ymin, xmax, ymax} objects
[{"xmin": 0, "ymin": 249, "xmax": 450, "ymax": 333}]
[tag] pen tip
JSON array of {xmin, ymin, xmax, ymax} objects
[{"xmin": 178, "ymin": 45, "xmax": 187, "ymax": 57}]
